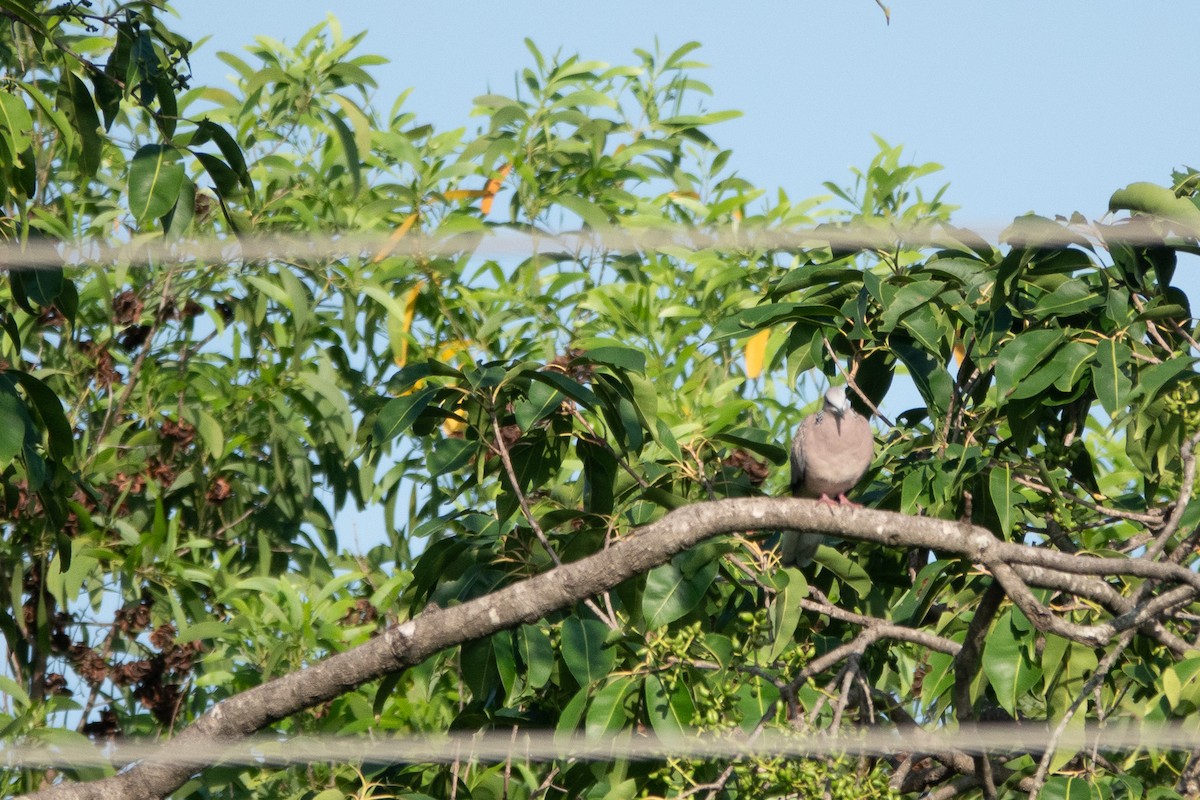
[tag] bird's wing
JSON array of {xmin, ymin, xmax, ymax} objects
[{"xmin": 789, "ymin": 416, "xmax": 812, "ymax": 496}]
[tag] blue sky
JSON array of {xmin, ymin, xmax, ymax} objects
[{"xmin": 171, "ymin": 2, "xmax": 1200, "ymax": 225}]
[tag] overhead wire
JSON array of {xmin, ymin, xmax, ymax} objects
[
  {"xmin": 3, "ymin": 723, "xmax": 1199, "ymax": 769},
  {"xmin": 0, "ymin": 217, "xmax": 1194, "ymax": 272}
]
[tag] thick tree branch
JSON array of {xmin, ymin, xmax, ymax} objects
[
  {"xmin": 1011, "ymin": 564, "xmax": 1191, "ymax": 656},
  {"xmin": 25, "ymin": 498, "xmax": 1200, "ymax": 800}
]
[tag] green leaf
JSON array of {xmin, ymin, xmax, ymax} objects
[
  {"xmin": 578, "ymin": 342, "xmax": 647, "ymax": 374},
  {"xmin": 981, "ymin": 610, "xmax": 1042, "ymax": 717},
  {"xmin": 374, "ymin": 386, "xmax": 440, "ymax": 443},
  {"xmin": 1092, "ymin": 338, "xmax": 1132, "ymax": 416},
  {"xmin": 644, "ymin": 673, "xmax": 696, "ymax": 740},
  {"xmin": 0, "ymin": 92, "xmax": 33, "ymax": 155},
  {"xmin": 12, "ymin": 267, "xmax": 63, "ymax": 307},
  {"xmin": 1051, "ymin": 341, "xmax": 1096, "ymax": 392},
  {"xmin": 460, "ymin": 637, "xmax": 498, "ymax": 702},
  {"xmin": 585, "ymin": 676, "xmax": 637, "ymax": 738},
  {"xmin": 994, "ymin": 328, "xmax": 1064, "ymax": 398},
  {"xmin": 735, "ymin": 677, "xmax": 779, "ymax": 733},
  {"xmin": 1008, "ymin": 357, "xmax": 1069, "ymax": 401},
  {"xmin": 1034, "ymin": 277, "xmax": 1105, "ymax": 318},
  {"xmin": 192, "ymin": 409, "xmax": 225, "ymax": 460},
  {"xmin": 372, "ymin": 672, "xmax": 404, "ymax": 718},
  {"xmin": 427, "ymin": 437, "xmax": 475, "ymax": 475},
  {"xmin": 519, "ymin": 624, "xmax": 554, "ymax": 690},
  {"xmin": 892, "ymin": 343, "xmax": 952, "ymax": 417},
  {"xmin": 0, "ymin": 674, "xmax": 30, "ymax": 709},
  {"xmin": 561, "ymin": 617, "xmax": 614, "ymax": 687},
  {"xmin": 1166, "ymin": 657, "xmax": 1200, "ymax": 711},
  {"xmin": 878, "ymin": 280, "xmax": 944, "ymax": 331},
  {"xmin": 988, "ymin": 464, "xmax": 1016, "ymax": 537},
  {"xmin": 812, "ymin": 547, "xmax": 872, "ymax": 597},
  {"xmin": 642, "ymin": 550, "xmax": 718, "ymax": 628},
  {"xmin": 556, "ymin": 687, "xmax": 589, "ymax": 735},
  {"xmin": 768, "ymin": 568, "xmax": 805, "ymax": 661},
  {"xmin": 714, "ymin": 427, "xmax": 789, "ymax": 464},
  {"xmin": 164, "ymin": 177, "xmax": 196, "ymax": 240},
  {"xmin": 15, "ymin": 80, "xmax": 74, "ymax": 152},
  {"xmin": 1040, "ymin": 774, "xmax": 1093, "ymax": 800},
  {"xmin": 0, "ymin": 386, "xmax": 27, "ymax": 465},
  {"xmin": 527, "ymin": 369, "xmax": 601, "ymax": 410},
  {"xmin": 128, "ymin": 144, "xmax": 185, "ymax": 223},
  {"xmin": 493, "ymin": 629, "xmax": 518, "ymax": 698},
  {"xmin": 195, "ymin": 120, "xmax": 252, "ymax": 193},
  {"xmin": 58, "ymin": 73, "xmax": 102, "ymax": 178},
  {"xmin": 175, "ymin": 620, "xmax": 228, "ymax": 643},
  {"xmin": 194, "ymin": 152, "xmax": 242, "ymax": 198},
  {"xmin": 14, "ymin": 372, "xmax": 72, "ymax": 462},
  {"xmin": 321, "ymin": 106, "xmax": 361, "ymax": 195},
  {"xmin": 577, "ymin": 437, "xmax": 616, "ymax": 516},
  {"xmin": 1135, "ymin": 356, "xmax": 1197, "ymax": 404},
  {"xmin": 1109, "ymin": 181, "xmax": 1200, "ymax": 230},
  {"xmin": 514, "ymin": 378, "xmax": 563, "ymax": 429},
  {"xmin": 556, "ymin": 193, "xmax": 610, "ymax": 228}
]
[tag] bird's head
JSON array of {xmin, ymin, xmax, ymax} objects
[{"xmin": 823, "ymin": 385, "xmax": 852, "ymax": 417}]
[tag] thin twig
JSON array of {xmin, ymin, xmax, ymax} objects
[
  {"xmin": 821, "ymin": 335, "xmax": 894, "ymax": 428},
  {"xmin": 569, "ymin": 406, "xmax": 650, "ymax": 489},
  {"xmin": 1155, "ymin": 428, "xmax": 1200, "ymax": 562},
  {"xmin": 1027, "ymin": 628, "xmax": 1138, "ymax": 800},
  {"xmin": 489, "ymin": 414, "xmax": 618, "ymax": 629},
  {"xmin": 92, "ymin": 269, "xmax": 179, "ymax": 462},
  {"xmin": 1009, "ymin": 472, "xmax": 1165, "ymax": 527}
]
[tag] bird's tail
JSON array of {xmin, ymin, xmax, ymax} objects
[{"xmin": 779, "ymin": 529, "xmax": 821, "ymax": 568}]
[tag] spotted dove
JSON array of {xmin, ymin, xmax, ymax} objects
[{"xmin": 779, "ymin": 385, "xmax": 874, "ymax": 567}]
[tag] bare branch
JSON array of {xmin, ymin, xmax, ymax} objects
[
  {"xmin": 1011, "ymin": 563, "xmax": 1192, "ymax": 657},
  {"xmin": 1157, "ymin": 427, "xmax": 1200, "ymax": 563},
  {"xmin": 489, "ymin": 414, "xmax": 618, "ymax": 630}
]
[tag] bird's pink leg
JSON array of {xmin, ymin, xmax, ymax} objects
[
  {"xmin": 816, "ymin": 493, "xmax": 839, "ymax": 507},
  {"xmin": 836, "ymin": 493, "xmax": 860, "ymax": 507}
]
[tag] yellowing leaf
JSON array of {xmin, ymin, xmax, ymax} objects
[
  {"xmin": 480, "ymin": 162, "xmax": 512, "ymax": 215},
  {"xmin": 745, "ymin": 329, "xmax": 770, "ymax": 379},
  {"xmin": 443, "ymin": 189, "xmax": 487, "ymax": 201},
  {"xmin": 442, "ymin": 400, "xmax": 467, "ymax": 437},
  {"xmin": 395, "ymin": 281, "xmax": 424, "ymax": 366},
  {"xmin": 438, "ymin": 339, "xmax": 468, "ymax": 363},
  {"xmin": 372, "ymin": 211, "xmax": 419, "ymax": 263}
]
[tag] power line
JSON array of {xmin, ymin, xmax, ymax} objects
[
  {"xmin": 0, "ymin": 218, "xmax": 1193, "ymax": 272},
  {"xmin": 3, "ymin": 723, "xmax": 1198, "ymax": 769}
]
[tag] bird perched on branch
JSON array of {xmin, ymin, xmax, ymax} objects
[{"xmin": 779, "ymin": 385, "xmax": 874, "ymax": 567}]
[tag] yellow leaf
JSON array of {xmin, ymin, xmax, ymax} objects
[
  {"xmin": 442, "ymin": 400, "xmax": 468, "ymax": 437},
  {"xmin": 443, "ymin": 189, "xmax": 487, "ymax": 201},
  {"xmin": 372, "ymin": 211, "xmax": 419, "ymax": 263},
  {"xmin": 480, "ymin": 163, "xmax": 512, "ymax": 215},
  {"xmin": 438, "ymin": 339, "xmax": 468, "ymax": 363},
  {"xmin": 395, "ymin": 281, "xmax": 425, "ymax": 367},
  {"xmin": 745, "ymin": 329, "xmax": 770, "ymax": 379}
]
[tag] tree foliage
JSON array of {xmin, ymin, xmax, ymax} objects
[{"xmin": 2, "ymin": 4, "xmax": 1200, "ymax": 799}]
